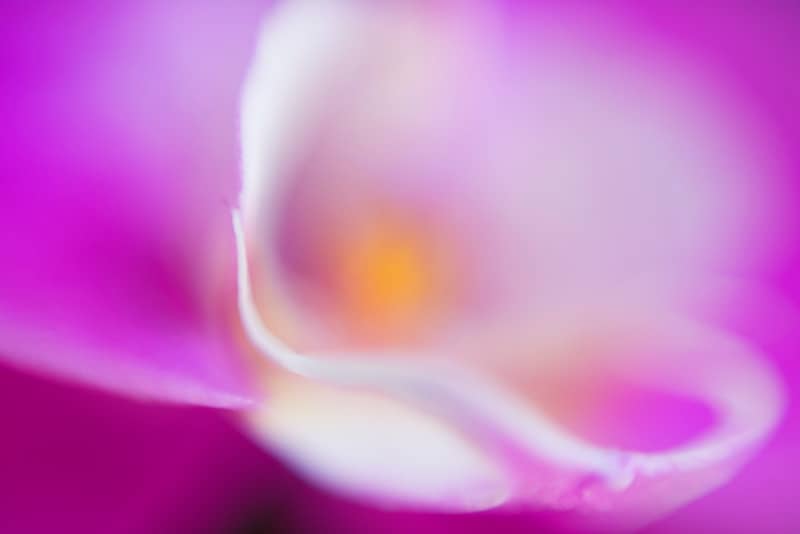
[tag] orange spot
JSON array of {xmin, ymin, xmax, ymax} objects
[{"xmin": 334, "ymin": 217, "xmax": 447, "ymax": 342}]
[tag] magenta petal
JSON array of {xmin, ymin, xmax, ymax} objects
[
  {"xmin": 0, "ymin": 126, "xmax": 253, "ymax": 408},
  {"xmin": 0, "ymin": 1, "xmax": 268, "ymax": 405}
]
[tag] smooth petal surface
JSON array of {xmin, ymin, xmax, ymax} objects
[
  {"xmin": 241, "ymin": 0, "xmax": 790, "ymax": 352},
  {"xmin": 237, "ymin": 0, "xmax": 792, "ymax": 526},
  {"xmin": 0, "ymin": 1, "xmax": 267, "ymax": 405}
]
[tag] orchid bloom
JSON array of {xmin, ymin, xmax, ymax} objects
[{"xmin": 2, "ymin": 1, "xmax": 797, "ymax": 531}]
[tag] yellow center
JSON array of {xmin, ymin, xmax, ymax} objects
[{"xmin": 335, "ymin": 218, "xmax": 445, "ymax": 341}]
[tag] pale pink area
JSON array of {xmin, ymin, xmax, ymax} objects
[
  {"xmin": 237, "ymin": 0, "xmax": 796, "ymax": 527},
  {"xmin": 248, "ymin": 1, "xmax": 789, "ymax": 354}
]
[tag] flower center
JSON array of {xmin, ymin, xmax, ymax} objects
[{"xmin": 332, "ymin": 216, "xmax": 448, "ymax": 343}]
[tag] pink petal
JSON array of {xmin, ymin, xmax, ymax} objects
[{"xmin": 0, "ymin": 1, "xmax": 266, "ymax": 405}]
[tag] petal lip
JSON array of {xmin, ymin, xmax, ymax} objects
[{"xmin": 234, "ymin": 210, "xmax": 785, "ymax": 519}]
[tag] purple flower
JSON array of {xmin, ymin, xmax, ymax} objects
[{"xmin": 2, "ymin": 1, "xmax": 799, "ymax": 531}]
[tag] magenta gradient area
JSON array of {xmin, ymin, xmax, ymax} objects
[
  {"xmin": 1, "ymin": 1, "xmax": 800, "ymax": 533},
  {"xmin": 0, "ymin": 362, "xmax": 568, "ymax": 533},
  {"xmin": 0, "ymin": 0, "xmax": 264, "ymax": 405}
]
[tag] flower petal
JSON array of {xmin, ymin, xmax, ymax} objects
[
  {"xmin": 236, "ymin": 0, "xmax": 788, "ymax": 525},
  {"xmin": 240, "ymin": 0, "xmax": 787, "ymax": 350},
  {"xmin": 0, "ymin": 1, "xmax": 265, "ymax": 405},
  {"xmin": 236, "ymin": 210, "xmax": 785, "ymax": 525}
]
